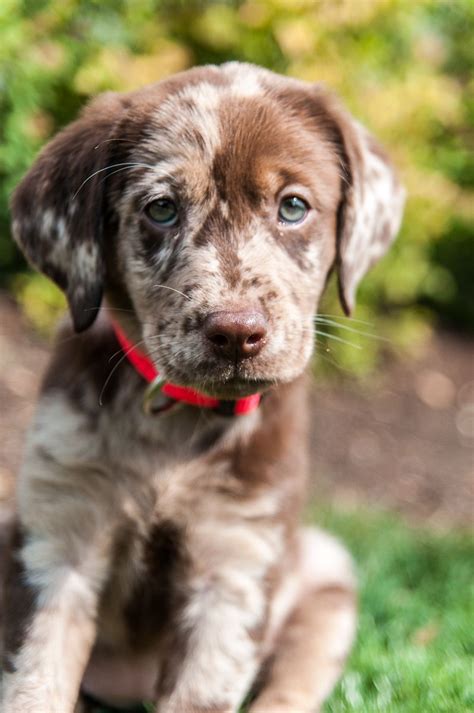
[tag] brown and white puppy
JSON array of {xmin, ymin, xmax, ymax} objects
[{"xmin": 1, "ymin": 63, "xmax": 404, "ymax": 713}]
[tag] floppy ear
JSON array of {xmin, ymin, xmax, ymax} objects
[
  {"xmin": 11, "ymin": 92, "xmax": 126, "ymax": 331},
  {"xmin": 330, "ymin": 104, "xmax": 406, "ymax": 315}
]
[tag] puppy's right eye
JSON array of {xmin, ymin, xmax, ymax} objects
[
  {"xmin": 278, "ymin": 196, "xmax": 308, "ymax": 224},
  {"xmin": 146, "ymin": 198, "xmax": 179, "ymax": 227}
]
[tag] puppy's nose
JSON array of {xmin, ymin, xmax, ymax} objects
[{"xmin": 204, "ymin": 310, "xmax": 267, "ymax": 360}]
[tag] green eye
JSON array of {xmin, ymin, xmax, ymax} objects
[
  {"xmin": 278, "ymin": 196, "xmax": 309, "ymax": 224},
  {"xmin": 146, "ymin": 198, "xmax": 179, "ymax": 227}
]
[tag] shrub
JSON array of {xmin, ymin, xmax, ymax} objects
[{"xmin": 1, "ymin": 0, "xmax": 472, "ymax": 370}]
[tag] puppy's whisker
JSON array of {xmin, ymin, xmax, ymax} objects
[
  {"xmin": 146, "ymin": 332, "xmax": 176, "ymax": 341},
  {"xmin": 99, "ymin": 354, "xmax": 129, "ymax": 406},
  {"xmin": 73, "ymin": 162, "xmax": 155, "ymax": 199},
  {"xmin": 100, "ymin": 337, "xmax": 150, "ymax": 406},
  {"xmin": 108, "ymin": 337, "xmax": 150, "ymax": 365},
  {"xmin": 153, "ymin": 284, "xmax": 191, "ymax": 300},
  {"xmin": 312, "ymin": 328, "xmax": 363, "ymax": 350},
  {"xmin": 316, "ymin": 313, "xmax": 374, "ymax": 326},
  {"xmin": 84, "ymin": 306, "xmax": 134, "ymax": 313},
  {"xmin": 99, "ymin": 165, "xmax": 150, "ymax": 185},
  {"xmin": 93, "ymin": 138, "xmax": 141, "ymax": 149},
  {"xmin": 314, "ymin": 317, "xmax": 389, "ymax": 342},
  {"xmin": 315, "ymin": 348, "xmax": 354, "ymax": 374}
]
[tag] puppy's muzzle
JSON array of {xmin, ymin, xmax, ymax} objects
[{"xmin": 204, "ymin": 310, "xmax": 267, "ymax": 361}]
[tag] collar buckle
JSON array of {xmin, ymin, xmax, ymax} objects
[{"xmin": 143, "ymin": 375, "xmax": 172, "ymax": 415}]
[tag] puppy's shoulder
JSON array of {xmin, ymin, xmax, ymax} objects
[{"xmin": 41, "ymin": 311, "xmax": 138, "ymax": 410}]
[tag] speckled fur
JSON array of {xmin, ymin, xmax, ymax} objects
[{"xmin": 2, "ymin": 63, "xmax": 404, "ymax": 712}]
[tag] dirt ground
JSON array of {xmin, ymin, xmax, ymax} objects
[{"xmin": 0, "ymin": 292, "xmax": 472, "ymax": 529}]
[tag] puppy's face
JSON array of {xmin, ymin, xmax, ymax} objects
[
  {"xmin": 12, "ymin": 64, "xmax": 405, "ymax": 398},
  {"xmin": 113, "ymin": 84, "xmax": 341, "ymax": 396}
]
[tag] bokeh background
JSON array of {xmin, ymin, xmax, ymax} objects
[{"xmin": 0, "ymin": 2, "xmax": 472, "ymax": 711}]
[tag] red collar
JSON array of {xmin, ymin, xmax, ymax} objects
[{"xmin": 112, "ymin": 320, "xmax": 261, "ymax": 416}]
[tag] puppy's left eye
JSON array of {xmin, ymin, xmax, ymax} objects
[
  {"xmin": 278, "ymin": 196, "xmax": 309, "ymax": 224},
  {"xmin": 146, "ymin": 198, "xmax": 179, "ymax": 227}
]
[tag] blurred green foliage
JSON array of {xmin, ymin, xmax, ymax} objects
[{"xmin": 0, "ymin": 0, "xmax": 473, "ymax": 372}]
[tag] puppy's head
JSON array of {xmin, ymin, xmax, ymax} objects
[{"xmin": 12, "ymin": 63, "xmax": 404, "ymax": 398}]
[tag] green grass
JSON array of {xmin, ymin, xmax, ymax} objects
[
  {"xmin": 318, "ymin": 509, "xmax": 474, "ymax": 713},
  {"xmin": 90, "ymin": 509, "xmax": 473, "ymax": 713}
]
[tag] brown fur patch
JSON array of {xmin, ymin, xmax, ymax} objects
[
  {"xmin": 123, "ymin": 520, "xmax": 188, "ymax": 651},
  {"xmin": 2, "ymin": 524, "xmax": 38, "ymax": 674}
]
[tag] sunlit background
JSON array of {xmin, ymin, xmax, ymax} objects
[{"xmin": 0, "ymin": 2, "xmax": 472, "ymax": 711}]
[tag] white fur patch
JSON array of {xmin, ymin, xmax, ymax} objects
[
  {"xmin": 1, "ymin": 559, "xmax": 100, "ymax": 712},
  {"xmin": 22, "ymin": 537, "xmax": 108, "ymax": 602},
  {"xmin": 341, "ymin": 121, "xmax": 406, "ymax": 310},
  {"xmin": 299, "ymin": 527, "xmax": 356, "ymax": 591},
  {"xmin": 163, "ymin": 564, "xmax": 263, "ymax": 710},
  {"xmin": 227, "ymin": 65, "xmax": 262, "ymax": 97},
  {"xmin": 150, "ymin": 81, "xmax": 222, "ymax": 162},
  {"xmin": 73, "ymin": 241, "xmax": 100, "ymax": 280},
  {"xmin": 40, "ymin": 208, "xmax": 56, "ymax": 237}
]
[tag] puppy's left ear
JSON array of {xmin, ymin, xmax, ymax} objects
[
  {"xmin": 11, "ymin": 92, "xmax": 127, "ymax": 331},
  {"xmin": 329, "ymin": 101, "xmax": 406, "ymax": 315}
]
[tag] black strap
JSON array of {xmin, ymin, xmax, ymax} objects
[{"xmin": 213, "ymin": 399, "xmax": 238, "ymax": 417}]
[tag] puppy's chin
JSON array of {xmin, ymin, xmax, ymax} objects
[
  {"xmin": 154, "ymin": 348, "xmax": 312, "ymax": 398},
  {"xmin": 197, "ymin": 378, "xmax": 275, "ymax": 400},
  {"xmin": 157, "ymin": 363, "xmax": 277, "ymax": 398}
]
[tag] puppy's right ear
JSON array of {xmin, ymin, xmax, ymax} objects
[
  {"xmin": 329, "ymin": 105, "xmax": 406, "ymax": 316},
  {"xmin": 11, "ymin": 93, "xmax": 127, "ymax": 332}
]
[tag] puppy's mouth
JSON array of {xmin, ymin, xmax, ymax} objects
[
  {"xmin": 196, "ymin": 376, "xmax": 274, "ymax": 399},
  {"xmin": 158, "ymin": 358, "xmax": 275, "ymax": 399}
]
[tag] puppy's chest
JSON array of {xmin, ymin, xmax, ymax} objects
[
  {"xmin": 98, "ymin": 498, "xmax": 279, "ymax": 656},
  {"xmin": 98, "ymin": 456, "xmax": 284, "ymax": 651},
  {"xmin": 97, "ymin": 516, "xmax": 183, "ymax": 648}
]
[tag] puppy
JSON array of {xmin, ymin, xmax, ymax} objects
[{"xmin": 1, "ymin": 63, "xmax": 404, "ymax": 713}]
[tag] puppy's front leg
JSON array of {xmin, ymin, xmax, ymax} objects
[
  {"xmin": 1, "ymin": 527, "xmax": 110, "ymax": 713},
  {"xmin": 248, "ymin": 528, "xmax": 357, "ymax": 713},
  {"xmin": 157, "ymin": 569, "xmax": 266, "ymax": 713}
]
